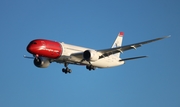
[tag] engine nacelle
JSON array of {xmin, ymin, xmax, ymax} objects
[
  {"xmin": 83, "ymin": 50, "xmax": 99, "ymax": 61},
  {"xmin": 34, "ymin": 57, "xmax": 50, "ymax": 68}
]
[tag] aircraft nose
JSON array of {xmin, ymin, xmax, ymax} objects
[
  {"xmin": 26, "ymin": 44, "xmax": 33, "ymax": 53},
  {"xmin": 26, "ymin": 41, "xmax": 38, "ymax": 54}
]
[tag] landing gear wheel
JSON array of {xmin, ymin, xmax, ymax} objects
[
  {"xmin": 86, "ymin": 65, "xmax": 95, "ymax": 71},
  {"xmin": 67, "ymin": 68, "xmax": 72, "ymax": 73},
  {"xmin": 62, "ymin": 68, "xmax": 66, "ymax": 73},
  {"xmin": 66, "ymin": 68, "xmax": 72, "ymax": 73},
  {"xmin": 62, "ymin": 68, "xmax": 71, "ymax": 74}
]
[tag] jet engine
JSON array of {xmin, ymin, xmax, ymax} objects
[
  {"xmin": 83, "ymin": 50, "xmax": 99, "ymax": 61},
  {"xmin": 34, "ymin": 57, "xmax": 50, "ymax": 68}
]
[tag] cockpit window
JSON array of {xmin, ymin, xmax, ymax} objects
[
  {"xmin": 30, "ymin": 41, "xmax": 37, "ymax": 44},
  {"xmin": 33, "ymin": 42, "xmax": 37, "ymax": 44}
]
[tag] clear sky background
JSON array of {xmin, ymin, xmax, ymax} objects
[{"xmin": 0, "ymin": 0, "xmax": 180, "ymax": 107}]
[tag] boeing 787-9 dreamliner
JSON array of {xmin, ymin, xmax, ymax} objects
[{"xmin": 24, "ymin": 32, "xmax": 170, "ymax": 74}]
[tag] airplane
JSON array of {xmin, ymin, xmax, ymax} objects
[{"xmin": 24, "ymin": 32, "xmax": 170, "ymax": 74}]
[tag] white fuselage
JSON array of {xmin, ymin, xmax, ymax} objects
[{"xmin": 56, "ymin": 42, "xmax": 124, "ymax": 68}]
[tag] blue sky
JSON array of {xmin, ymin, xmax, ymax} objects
[{"xmin": 0, "ymin": 0, "xmax": 180, "ymax": 107}]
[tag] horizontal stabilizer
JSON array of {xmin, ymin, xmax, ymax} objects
[{"xmin": 119, "ymin": 56, "xmax": 147, "ymax": 61}]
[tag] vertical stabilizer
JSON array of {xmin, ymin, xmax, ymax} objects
[{"xmin": 111, "ymin": 32, "xmax": 124, "ymax": 58}]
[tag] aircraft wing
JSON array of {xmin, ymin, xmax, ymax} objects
[
  {"xmin": 70, "ymin": 36, "xmax": 170, "ymax": 61},
  {"xmin": 98, "ymin": 36, "xmax": 170, "ymax": 59}
]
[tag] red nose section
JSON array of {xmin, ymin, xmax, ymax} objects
[{"xmin": 27, "ymin": 39, "xmax": 63, "ymax": 59}]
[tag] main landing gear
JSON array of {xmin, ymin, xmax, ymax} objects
[
  {"xmin": 86, "ymin": 65, "xmax": 95, "ymax": 71},
  {"xmin": 62, "ymin": 63, "xmax": 72, "ymax": 74}
]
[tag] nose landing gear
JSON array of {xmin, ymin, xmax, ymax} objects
[
  {"xmin": 62, "ymin": 63, "xmax": 72, "ymax": 74},
  {"xmin": 62, "ymin": 68, "xmax": 72, "ymax": 74}
]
